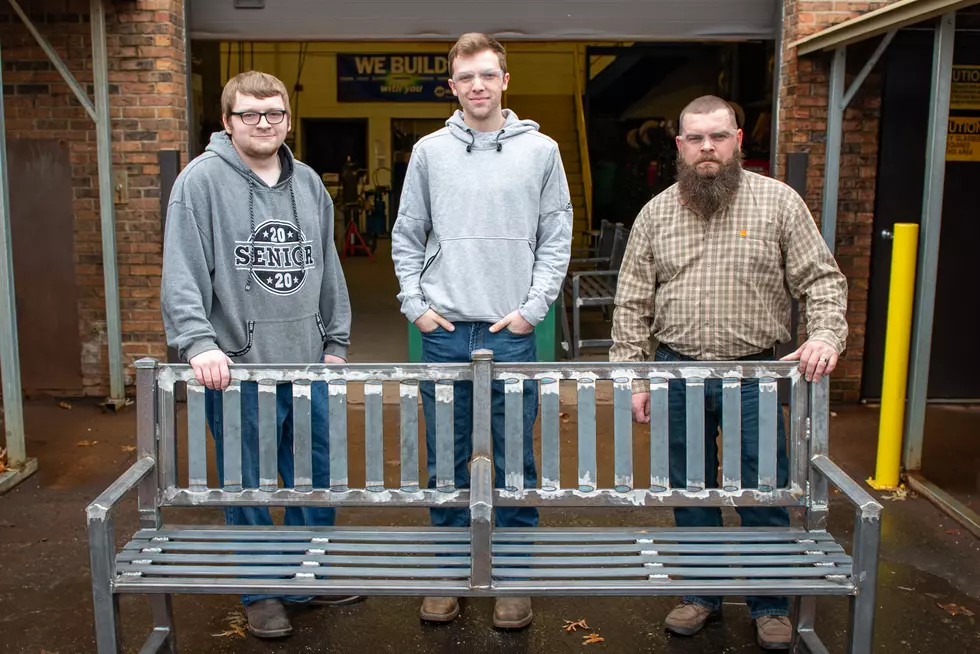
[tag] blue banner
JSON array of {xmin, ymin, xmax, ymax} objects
[{"xmin": 337, "ymin": 54, "xmax": 456, "ymax": 103}]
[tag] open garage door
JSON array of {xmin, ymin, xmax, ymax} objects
[{"xmin": 189, "ymin": 0, "xmax": 780, "ymax": 42}]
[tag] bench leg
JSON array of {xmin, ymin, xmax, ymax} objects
[
  {"xmin": 88, "ymin": 515, "xmax": 121, "ymax": 653},
  {"xmin": 847, "ymin": 508, "xmax": 881, "ymax": 654},
  {"xmin": 150, "ymin": 595, "xmax": 178, "ymax": 653},
  {"xmin": 791, "ymin": 597, "xmax": 828, "ymax": 654}
]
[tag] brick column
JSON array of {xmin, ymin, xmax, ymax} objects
[
  {"xmin": 1, "ymin": 0, "xmax": 187, "ymax": 395},
  {"xmin": 777, "ymin": 1, "xmax": 899, "ymax": 402}
]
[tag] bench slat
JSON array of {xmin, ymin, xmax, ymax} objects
[
  {"xmin": 759, "ymin": 378, "xmax": 779, "ymax": 491},
  {"xmin": 117, "ymin": 564, "xmax": 471, "ymax": 579},
  {"xmin": 126, "ymin": 541, "xmax": 472, "ymax": 554},
  {"xmin": 722, "ymin": 378, "xmax": 741, "ymax": 491},
  {"xmin": 329, "ymin": 381, "xmax": 348, "ymax": 489},
  {"xmin": 613, "ymin": 377, "xmax": 633, "ymax": 491},
  {"xmin": 400, "ymin": 382, "xmax": 420, "ymax": 490},
  {"xmin": 493, "ymin": 566, "xmax": 851, "ymax": 579},
  {"xmin": 491, "ymin": 554, "xmax": 852, "ymax": 566},
  {"xmin": 540, "ymin": 379, "xmax": 560, "ymax": 490},
  {"xmin": 292, "ymin": 381, "xmax": 313, "ymax": 490},
  {"xmin": 222, "ymin": 382, "xmax": 244, "ymax": 491},
  {"xmin": 685, "ymin": 378, "xmax": 706, "ymax": 490},
  {"xmin": 258, "ymin": 380, "xmax": 278, "ymax": 491},
  {"xmin": 365, "ymin": 381, "xmax": 384, "ymax": 490},
  {"xmin": 650, "ymin": 379, "xmax": 669, "ymax": 490},
  {"xmin": 504, "ymin": 378, "xmax": 524, "ymax": 491},
  {"xmin": 187, "ymin": 383, "xmax": 208, "ymax": 491},
  {"xmin": 119, "ymin": 553, "xmax": 471, "ymax": 566},
  {"xmin": 493, "ymin": 543, "xmax": 843, "ymax": 554},
  {"xmin": 435, "ymin": 381, "xmax": 455, "ymax": 489},
  {"xmin": 132, "ymin": 526, "xmax": 471, "ymax": 541},
  {"xmin": 577, "ymin": 379, "xmax": 597, "ymax": 491}
]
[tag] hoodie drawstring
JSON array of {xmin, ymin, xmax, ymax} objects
[
  {"xmin": 245, "ymin": 179, "xmax": 255, "ymax": 291},
  {"xmin": 495, "ymin": 129, "xmax": 505, "ymax": 152},
  {"xmin": 465, "ymin": 129, "xmax": 475, "ymax": 153}
]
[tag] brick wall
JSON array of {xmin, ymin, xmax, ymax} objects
[
  {"xmin": 777, "ymin": 1, "xmax": 899, "ymax": 402},
  {"xmin": 1, "ymin": 0, "xmax": 187, "ymax": 396}
]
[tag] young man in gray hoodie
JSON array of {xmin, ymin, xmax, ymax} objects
[
  {"xmin": 161, "ymin": 71, "xmax": 355, "ymax": 638},
  {"xmin": 391, "ymin": 33, "xmax": 573, "ymax": 630}
]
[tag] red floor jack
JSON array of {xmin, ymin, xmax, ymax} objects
[{"xmin": 340, "ymin": 202, "xmax": 375, "ymax": 262}]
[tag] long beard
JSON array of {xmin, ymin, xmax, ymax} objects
[{"xmin": 676, "ymin": 150, "xmax": 744, "ymax": 218}]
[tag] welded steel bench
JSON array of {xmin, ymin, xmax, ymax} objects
[{"xmin": 87, "ymin": 354, "xmax": 881, "ymax": 653}]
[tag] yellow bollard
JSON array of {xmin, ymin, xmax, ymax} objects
[{"xmin": 868, "ymin": 223, "xmax": 919, "ymax": 490}]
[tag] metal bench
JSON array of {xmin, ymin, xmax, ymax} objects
[
  {"xmin": 569, "ymin": 218, "xmax": 616, "ymax": 269},
  {"xmin": 87, "ymin": 355, "xmax": 881, "ymax": 654},
  {"xmin": 562, "ymin": 223, "xmax": 629, "ymax": 358}
]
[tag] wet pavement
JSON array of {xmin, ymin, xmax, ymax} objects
[{"xmin": 1, "ymin": 397, "xmax": 979, "ymax": 653}]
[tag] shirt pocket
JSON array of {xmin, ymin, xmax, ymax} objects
[{"xmin": 736, "ymin": 235, "xmax": 780, "ymax": 285}]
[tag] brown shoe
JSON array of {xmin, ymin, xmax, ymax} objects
[
  {"xmin": 420, "ymin": 596, "xmax": 459, "ymax": 623},
  {"xmin": 755, "ymin": 615, "xmax": 792, "ymax": 650},
  {"xmin": 493, "ymin": 597, "xmax": 533, "ymax": 629},
  {"xmin": 244, "ymin": 598, "xmax": 293, "ymax": 638},
  {"xmin": 664, "ymin": 600, "xmax": 719, "ymax": 636}
]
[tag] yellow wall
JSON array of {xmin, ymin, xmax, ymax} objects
[{"xmin": 219, "ymin": 42, "xmax": 585, "ymax": 181}]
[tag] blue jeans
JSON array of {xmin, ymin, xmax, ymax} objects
[
  {"xmin": 205, "ymin": 382, "xmax": 335, "ymax": 606},
  {"xmin": 421, "ymin": 322, "xmax": 539, "ymax": 529},
  {"xmin": 656, "ymin": 346, "xmax": 790, "ymax": 619}
]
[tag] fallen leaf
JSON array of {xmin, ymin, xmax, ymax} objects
[
  {"xmin": 582, "ymin": 632, "xmax": 605, "ymax": 645},
  {"xmin": 77, "ymin": 440, "xmax": 98, "ymax": 447},
  {"xmin": 946, "ymin": 530, "xmax": 961, "ymax": 536},
  {"xmin": 882, "ymin": 487, "xmax": 909, "ymax": 502},
  {"xmin": 121, "ymin": 445, "xmax": 137, "ymax": 453},
  {"xmin": 563, "ymin": 618, "xmax": 590, "ymax": 633},
  {"xmin": 58, "ymin": 401, "xmax": 72, "ymax": 410},
  {"xmin": 212, "ymin": 611, "xmax": 247, "ymax": 638},
  {"xmin": 938, "ymin": 603, "xmax": 975, "ymax": 617},
  {"xmin": 0, "ymin": 447, "xmax": 6, "ymax": 473}
]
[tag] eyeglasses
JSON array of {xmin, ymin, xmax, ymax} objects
[
  {"xmin": 230, "ymin": 110, "xmax": 288, "ymax": 126},
  {"xmin": 451, "ymin": 69, "xmax": 505, "ymax": 86},
  {"xmin": 681, "ymin": 131, "xmax": 736, "ymax": 146}
]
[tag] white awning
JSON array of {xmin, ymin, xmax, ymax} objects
[{"xmin": 189, "ymin": 0, "xmax": 780, "ymax": 42}]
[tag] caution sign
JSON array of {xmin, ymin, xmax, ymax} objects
[
  {"xmin": 947, "ymin": 117, "xmax": 980, "ymax": 162},
  {"xmin": 951, "ymin": 66, "xmax": 980, "ymax": 110}
]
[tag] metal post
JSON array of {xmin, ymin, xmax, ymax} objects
[
  {"xmin": 0, "ymin": 38, "xmax": 38, "ymax": 495},
  {"xmin": 820, "ymin": 47, "xmax": 846, "ymax": 252},
  {"xmin": 905, "ymin": 13, "xmax": 956, "ymax": 471},
  {"xmin": 469, "ymin": 349, "xmax": 494, "ymax": 589},
  {"xmin": 868, "ymin": 224, "xmax": 918, "ymax": 490},
  {"xmin": 91, "ymin": 0, "xmax": 125, "ymax": 407}
]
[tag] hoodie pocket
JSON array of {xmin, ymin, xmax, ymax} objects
[
  {"xmin": 421, "ymin": 238, "xmax": 534, "ymax": 320},
  {"xmin": 224, "ymin": 314, "xmax": 326, "ymax": 364}
]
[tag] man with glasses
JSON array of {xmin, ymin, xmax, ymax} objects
[
  {"xmin": 162, "ymin": 71, "xmax": 357, "ymax": 638},
  {"xmin": 391, "ymin": 33, "xmax": 572, "ymax": 629},
  {"xmin": 610, "ymin": 95, "xmax": 848, "ymax": 650}
]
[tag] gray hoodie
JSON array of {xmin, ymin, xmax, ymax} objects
[
  {"xmin": 391, "ymin": 109, "xmax": 572, "ymax": 325},
  {"xmin": 162, "ymin": 132, "xmax": 351, "ymax": 364}
]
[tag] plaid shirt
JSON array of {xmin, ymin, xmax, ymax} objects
[{"xmin": 610, "ymin": 170, "xmax": 848, "ymax": 363}]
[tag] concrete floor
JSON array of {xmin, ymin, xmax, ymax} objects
[{"xmin": 2, "ymin": 242, "xmax": 979, "ymax": 653}]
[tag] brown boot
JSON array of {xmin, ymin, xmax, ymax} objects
[
  {"xmin": 493, "ymin": 597, "xmax": 533, "ymax": 629},
  {"xmin": 244, "ymin": 598, "xmax": 293, "ymax": 638},
  {"xmin": 755, "ymin": 615, "xmax": 792, "ymax": 650},
  {"xmin": 420, "ymin": 596, "xmax": 459, "ymax": 623},
  {"xmin": 664, "ymin": 600, "xmax": 719, "ymax": 636}
]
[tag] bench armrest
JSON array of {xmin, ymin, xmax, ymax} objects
[
  {"xmin": 811, "ymin": 455, "xmax": 882, "ymax": 519},
  {"xmin": 86, "ymin": 456, "xmax": 156, "ymax": 522}
]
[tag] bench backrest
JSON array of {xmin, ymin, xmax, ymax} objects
[
  {"xmin": 594, "ymin": 219, "xmax": 616, "ymax": 263},
  {"xmin": 135, "ymin": 354, "xmax": 823, "ymax": 514}
]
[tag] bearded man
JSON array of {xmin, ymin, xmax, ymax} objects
[{"xmin": 609, "ymin": 95, "xmax": 848, "ymax": 650}]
